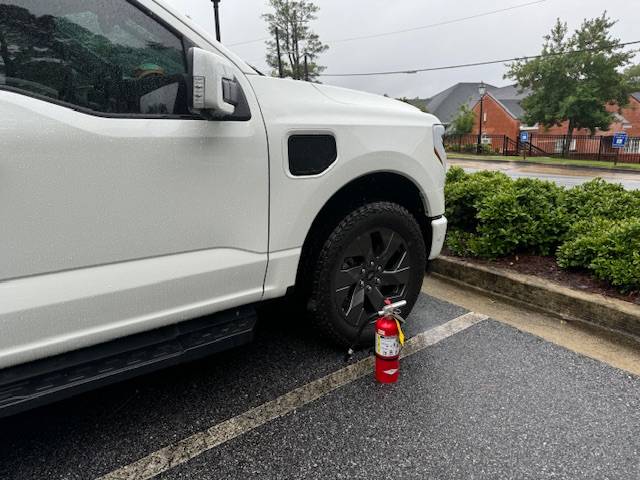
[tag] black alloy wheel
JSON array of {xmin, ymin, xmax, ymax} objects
[
  {"xmin": 309, "ymin": 201, "xmax": 427, "ymax": 347},
  {"xmin": 334, "ymin": 228, "xmax": 410, "ymax": 328}
]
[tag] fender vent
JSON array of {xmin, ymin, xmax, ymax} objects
[{"xmin": 288, "ymin": 135, "xmax": 337, "ymax": 176}]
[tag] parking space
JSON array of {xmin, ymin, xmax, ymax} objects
[
  {"xmin": 161, "ymin": 320, "xmax": 640, "ymax": 480},
  {"xmin": 1, "ymin": 289, "xmax": 638, "ymax": 480}
]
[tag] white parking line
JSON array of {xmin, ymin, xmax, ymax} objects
[{"xmin": 97, "ymin": 312, "xmax": 488, "ymax": 480}]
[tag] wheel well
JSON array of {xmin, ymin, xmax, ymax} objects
[{"xmin": 294, "ymin": 172, "xmax": 431, "ymax": 296}]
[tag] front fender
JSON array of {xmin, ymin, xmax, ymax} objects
[
  {"xmin": 247, "ymin": 75, "xmax": 445, "ymax": 254},
  {"xmin": 269, "ymin": 144, "xmax": 445, "ymax": 254}
]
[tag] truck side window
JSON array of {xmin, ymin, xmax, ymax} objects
[{"xmin": 0, "ymin": 0, "xmax": 190, "ymax": 116}]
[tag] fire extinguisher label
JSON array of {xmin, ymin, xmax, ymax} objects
[{"xmin": 376, "ymin": 334, "xmax": 400, "ymax": 358}]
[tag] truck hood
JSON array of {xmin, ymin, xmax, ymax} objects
[
  {"xmin": 248, "ymin": 75, "xmax": 439, "ymax": 125},
  {"xmin": 312, "ymin": 83, "xmax": 424, "ymax": 115}
]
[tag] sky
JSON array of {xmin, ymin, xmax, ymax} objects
[{"xmin": 169, "ymin": 0, "xmax": 640, "ymax": 100}]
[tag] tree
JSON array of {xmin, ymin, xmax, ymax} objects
[
  {"xmin": 263, "ymin": 0, "xmax": 328, "ymax": 81},
  {"xmin": 623, "ymin": 64, "xmax": 640, "ymax": 91},
  {"xmin": 396, "ymin": 97, "xmax": 429, "ymax": 113},
  {"xmin": 507, "ymin": 13, "xmax": 635, "ymax": 149},
  {"xmin": 451, "ymin": 103, "xmax": 475, "ymax": 134}
]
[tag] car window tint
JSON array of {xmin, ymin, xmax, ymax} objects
[{"xmin": 0, "ymin": 0, "xmax": 190, "ymax": 115}]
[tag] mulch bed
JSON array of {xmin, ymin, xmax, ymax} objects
[{"xmin": 442, "ymin": 249, "xmax": 640, "ymax": 305}]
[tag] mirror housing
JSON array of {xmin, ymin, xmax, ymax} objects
[{"xmin": 189, "ymin": 47, "xmax": 238, "ymax": 116}]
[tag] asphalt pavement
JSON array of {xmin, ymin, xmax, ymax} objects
[
  {"xmin": 1, "ymin": 291, "xmax": 638, "ymax": 480},
  {"xmin": 450, "ymin": 158, "xmax": 640, "ymax": 190}
]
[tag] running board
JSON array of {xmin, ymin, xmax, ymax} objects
[{"xmin": 0, "ymin": 306, "xmax": 257, "ymax": 418}]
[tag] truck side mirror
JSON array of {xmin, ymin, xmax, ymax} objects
[{"xmin": 188, "ymin": 47, "xmax": 238, "ymax": 116}]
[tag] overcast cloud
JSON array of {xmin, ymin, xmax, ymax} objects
[{"xmin": 169, "ymin": 0, "xmax": 640, "ymax": 99}]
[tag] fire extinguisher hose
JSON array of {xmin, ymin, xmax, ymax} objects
[{"xmin": 344, "ymin": 313, "xmax": 376, "ymax": 362}]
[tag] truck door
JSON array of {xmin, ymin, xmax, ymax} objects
[{"xmin": 0, "ymin": 0, "xmax": 268, "ymax": 368}]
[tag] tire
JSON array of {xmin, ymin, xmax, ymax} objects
[{"xmin": 308, "ymin": 201, "xmax": 427, "ymax": 347}]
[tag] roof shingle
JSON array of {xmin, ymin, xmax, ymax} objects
[
  {"xmin": 414, "ymin": 82, "xmax": 494, "ymax": 124},
  {"xmin": 418, "ymin": 82, "xmax": 531, "ymax": 124}
]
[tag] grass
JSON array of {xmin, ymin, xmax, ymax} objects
[{"xmin": 448, "ymin": 152, "xmax": 640, "ymax": 171}]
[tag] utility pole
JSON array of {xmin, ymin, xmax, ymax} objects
[
  {"xmin": 211, "ymin": 0, "xmax": 221, "ymax": 42},
  {"xmin": 275, "ymin": 28, "xmax": 284, "ymax": 78},
  {"xmin": 477, "ymin": 82, "xmax": 486, "ymax": 154},
  {"xmin": 304, "ymin": 54, "xmax": 309, "ymax": 81}
]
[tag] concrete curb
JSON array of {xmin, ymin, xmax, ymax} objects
[
  {"xmin": 447, "ymin": 155, "xmax": 640, "ymax": 176},
  {"xmin": 430, "ymin": 256, "xmax": 640, "ymax": 341}
]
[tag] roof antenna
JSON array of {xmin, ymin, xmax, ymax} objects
[{"xmin": 211, "ymin": 0, "xmax": 221, "ymax": 42}]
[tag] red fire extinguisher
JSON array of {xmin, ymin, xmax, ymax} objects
[{"xmin": 375, "ymin": 299, "xmax": 407, "ymax": 384}]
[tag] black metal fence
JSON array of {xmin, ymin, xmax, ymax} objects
[{"xmin": 444, "ymin": 133, "xmax": 640, "ymax": 164}]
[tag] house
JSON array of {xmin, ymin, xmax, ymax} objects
[
  {"xmin": 471, "ymin": 84, "xmax": 528, "ymax": 141},
  {"xmin": 472, "ymin": 89, "xmax": 640, "ymax": 139},
  {"xmin": 409, "ymin": 82, "xmax": 526, "ymax": 134},
  {"xmin": 409, "ymin": 82, "xmax": 489, "ymax": 127},
  {"xmin": 413, "ymin": 83, "xmax": 640, "ymax": 139}
]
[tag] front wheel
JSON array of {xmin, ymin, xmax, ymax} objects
[{"xmin": 309, "ymin": 201, "xmax": 427, "ymax": 347}]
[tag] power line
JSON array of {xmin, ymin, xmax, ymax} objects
[
  {"xmin": 329, "ymin": 0, "xmax": 547, "ymax": 44},
  {"xmin": 228, "ymin": 36, "xmax": 268, "ymax": 47},
  {"xmin": 227, "ymin": 0, "xmax": 548, "ymax": 48},
  {"xmin": 318, "ymin": 40, "xmax": 640, "ymax": 77}
]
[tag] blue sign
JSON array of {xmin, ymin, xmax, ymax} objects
[
  {"xmin": 519, "ymin": 131, "xmax": 530, "ymax": 143},
  {"xmin": 612, "ymin": 132, "xmax": 628, "ymax": 149}
]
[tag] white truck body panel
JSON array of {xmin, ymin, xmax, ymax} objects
[
  {"xmin": 0, "ymin": 249, "xmax": 265, "ymax": 368},
  {"xmin": 0, "ymin": 67, "xmax": 269, "ymax": 368}
]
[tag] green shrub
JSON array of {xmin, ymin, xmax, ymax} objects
[
  {"xmin": 458, "ymin": 143, "xmax": 493, "ymax": 154},
  {"xmin": 445, "ymin": 165, "xmax": 467, "ymax": 184},
  {"xmin": 445, "ymin": 170, "xmax": 511, "ymax": 232},
  {"xmin": 479, "ymin": 143, "xmax": 494, "ymax": 155},
  {"xmin": 555, "ymin": 218, "xmax": 615, "ymax": 268},
  {"xmin": 445, "ymin": 229, "xmax": 475, "ymax": 256},
  {"xmin": 557, "ymin": 218, "xmax": 640, "ymax": 292},
  {"xmin": 444, "ymin": 170, "xmax": 639, "ymax": 292},
  {"xmin": 445, "ymin": 172, "xmax": 566, "ymax": 257},
  {"xmin": 562, "ymin": 179, "xmax": 640, "ymax": 224},
  {"xmin": 447, "ymin": 143, "xmax": 461, "ymax": 153},
  {"xmin": 592, "ymin": 251, "xmax": 640, "ymax": 293},
  {"xmin": 462, "ymin": 144, "xmax": 477, "ymax": 153},
  {"xmin": 474, "ymin": 178, "xmax": 568, "ymax": 257}
]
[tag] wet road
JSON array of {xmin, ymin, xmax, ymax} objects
[
  {"xmin": 1, "ymin": 283, "xmax": 638, "ymax": 480},
  {"xmin": 450, "ymin": 158, "xmax": 640, "ymax": 190}
]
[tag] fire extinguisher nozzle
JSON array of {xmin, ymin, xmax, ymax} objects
[{"xmin": 377, "ymin": 299, "xmax": 407, "ymax": 317}]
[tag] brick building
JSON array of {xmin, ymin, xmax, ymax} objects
[
  {"xmin": 412, "ymin": 82, "xmax": 640, "ymax": 140},
  {"xmin": 472, "ymin": 90, "xmax": 640, "ymax": 138}
]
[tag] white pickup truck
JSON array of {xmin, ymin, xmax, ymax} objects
[{"xmin": 0, "ymin": 0, "xmax": 447, "ymax": 415}]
